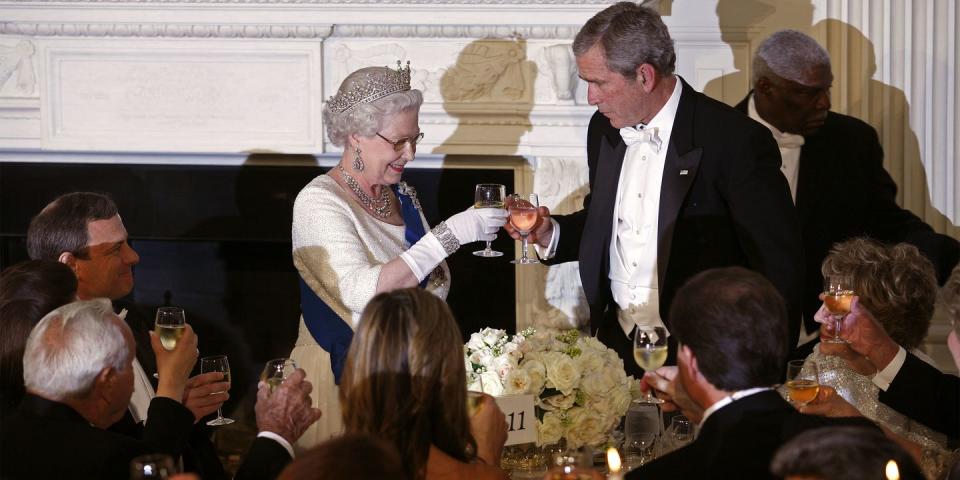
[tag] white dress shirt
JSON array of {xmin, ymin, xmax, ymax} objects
[
  {"xmin": 698, "ymin": 387, "xmax": 773, "ymax": 426},
  {"xmin": 607, "ymin": 78, "xmax": 683, "ymax": 337},
  {"xmin": 747, "ymin": 94, "xmax": 814, "ymax": 346}
]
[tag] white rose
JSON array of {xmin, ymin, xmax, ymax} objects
[
  {"xmin": 578, "ymin": 349, "xmax": 605, "ymax": 375},
  {"xmin": 477, "ymin": 371, "xmax": 504, "ymax": 396},
  {"xmin": 542, "ymin": 392, "xmax": 577, "ymax": 411},
  {"xmin": 581, "ymin": 336, "xmax": 607, "ymax": 353},
  {"xmin": 544, "ymin": 352, "xmax": 582, "ymax": 396},
  {"xmin": 492, "ymin": 355, "xmax": 516, "ymax": 380},
  {"xmin": 482, "ymin": 328, "xmax": 504, "ymax": 347},
  {"xmin": 522, "ymin": 359, "xmax": 547, "ymax": 394},
  {"xmin": 538, "ymin": 412, "xmax": 564, "ymax": 445},
  {"xmin": 564, "ymin": 407, "xmax": 606, "ymax": 449},
  {"xmin": 608, "ymin": 385, "xmax": 632, "ymax": 419},
  {"xmin": 466, "ymin": 332, "xmax": 486, "ymax": 351},
  {"xmin": 581, "ymin": 368, "xmax": 616, "ymax": 397},
  {"xmin": 503, "ymin": 368, "xmax": 531, "ymax": 395}
]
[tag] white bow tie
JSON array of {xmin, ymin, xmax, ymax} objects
[
  {"xmin": 620, "ymin": 126, "xmax": 662, "ymax": 153},
  {"xmin": 774, "ymin": 131, "xmax": 805, "ymax": 149}
]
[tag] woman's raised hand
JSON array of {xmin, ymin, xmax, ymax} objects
[{"xmin": 445, "ymin": 207, "xmax": 509, "ymax": 245}]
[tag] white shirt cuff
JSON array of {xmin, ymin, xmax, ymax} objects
[
  {"xmin": 534, "ymin": 218, "xmax": 560, "ymax": 260},
  {"xmin": 258, "ymin": 431, "xmax": 294, "ymax": 459},
  {"xmin": 872, "ymin": 346, "xmax": 907, "ymax": 391}
]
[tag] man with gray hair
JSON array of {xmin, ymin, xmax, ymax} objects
[
  {"xmin": 0, "ymin": 299, "xmax": 200, "ymax": 479},
  {"xmin": 737, "ymin": 29, "xmax": 959, "ymax": 357},
  {"xmin": 0, "ymin": 299, "xmax": 323, "ymax": 479},
  {"xmin": 514, "ymin": 2, "xmax": 803, "ymax": 376}
]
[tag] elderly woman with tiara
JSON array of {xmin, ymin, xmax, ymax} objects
[{"xmin": 288, "ymin": 62, "xmax": 508, "ymax": 448}]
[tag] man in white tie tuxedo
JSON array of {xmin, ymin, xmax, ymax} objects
[
  {"xmin": 734, "ymin": 30, "xmax": 959, "ymax": 359},
  {"xmin": 512, "ymin": 2, "xmax": 803, "ymax": 377}
]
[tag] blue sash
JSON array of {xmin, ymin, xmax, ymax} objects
[{"xmin": 299, "ymin": 184, "xmax": 430, "ymax": 384}]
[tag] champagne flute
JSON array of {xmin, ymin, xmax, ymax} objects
[
  {"xmin": 785, "ymin": 359, "xmax": 820, "ymax": 407},
  {"xmin": 473, "ymin": 183, "xmax": 506, "ymax": 257},
  {"xmin": 508, "ymin": 193, "xmax": 540, "ymax": 265},
  {"xmin": 153, "ymin": 306, "xmax": 186, "ymax": 379},
  {"xmin": 200, "ymin": 355, "xmax": 234, "ymax": 426},
  {"xmin": 130, "ymin": 454, "xmax": 178, "ymax": 479},
  {"xmin": 823, "ymin": 275, "xmax": 855, "ymax": 343},
  {"xmin": 633, "ymin": 326, "xmax": 668, "ymax": 404},
  {"xmin": 261, "ymin": 358, "xmax": 298, "ymax": 393}
]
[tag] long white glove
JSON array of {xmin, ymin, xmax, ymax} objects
[{"xmin": 400, "ymin": 207, "xmax": 508, "ymax": 282}]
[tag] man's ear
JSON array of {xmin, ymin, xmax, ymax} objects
[
  {"xmin": 58, "ymin": 252, "xmax": 78, "ymax": 272},
  {"xmin": 635, "ymin": 63, "xmax": 657, "ymax": 93}
]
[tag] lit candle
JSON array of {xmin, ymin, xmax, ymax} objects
[
  {"xmin": 606, "ymin": 447, "xmax": 623, "ymax": 480},
  {"xmin": 885, "ymin": 460, "xmax": 900, "ymax": 480}
]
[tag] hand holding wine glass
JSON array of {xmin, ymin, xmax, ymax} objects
[
  {"xmin": 261, "ymin": 358, "xmax": 298, "ymax": 393},
  {"xmin": 473, "ymin": 184, "xmax": 506, "ymax": 257},
  {"xmin": 634, "ymin": 326, "xmax": 668, "ymax": 404},
  {"xmin": 785, "ymin": 359, "xmax": 820, "ymax": 408},
  {"xmin": 200, "ymin": 355, "xmax": 234, "ymax": 426},
  {"xmin": 153, "ymin": 306, "xmax": 186, "ymax": 379},
  {"xmin": 508, "ymin": 193, "xmax": 540, "ymax": 265},
  {"xmin": 149, "ymin": 322, "xmax": 197, "ymax": 402},
  {"xmin": 823, "ymin": 276, "xmax": 855, "ymax": 344}
]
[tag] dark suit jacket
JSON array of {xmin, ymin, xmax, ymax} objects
[
  {"xmin": 627, "ymin": 390, "xmax": 877, "ymax": 479},
  {"xmin": 734, "ymin": 96, "xmax": 960, "ymax": 333},
  {"xmin": 552, "ymin": 78, "xmax": 803, "ymax": 346},
  {"xmin": 233, "ymin": 436, "xmax": 294, "ymax": 480},
  {"xmin": 879, "ymin": 352, "xmax": 959, "ymax": 439},
  {"xmin": 0, "ymin": 394, "xmax": 195, "ymax": 480}
]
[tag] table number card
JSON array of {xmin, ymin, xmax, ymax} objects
[{"xmin": 493, "ymin": 394, "xmax": 537, "ymax": 446}]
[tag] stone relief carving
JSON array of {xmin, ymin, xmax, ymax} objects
[
  {"xmin": 543, "ymin": 43, "xmax": 577, "ymax": 103},
  {"xmin": 0, "ymin": 40, "xmax": 37, "ymax": 97},
  {"xmin": 440, "ymin": 40, "xmax": 530, "ymax": 102},
  {"xmin": 331, "ymin": 25, "xmax": 579, "ymax": 40},
  {"xmin": 22, "ymin": 0, "xmax": 612, "ymax": 3}
]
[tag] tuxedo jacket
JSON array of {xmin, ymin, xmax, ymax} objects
[
  {"xmin": 734, "ymin": 97, "xmax": 960, "ymax": 331},
  {"xmin": 0, "ymin": 394, "xmax": 195, "ymax": 480},
  {"xmin": 552, "ymin": 78, "xmax": 803, "ymax": 345},
  {"xmin": 627, "ymin": 390, "xmax": 878, "ymax": 479},
  {"xmin": 879, "ymin": 352, "xmax": 959, "ymax": 439},
  {"xmin": 234, "ymin": 436, "xmax": 295, "ymax": 480}
]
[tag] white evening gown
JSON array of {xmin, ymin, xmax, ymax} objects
[{"xmin": 289, "ymin": 175, "xmax": 450, "ymax": 450}]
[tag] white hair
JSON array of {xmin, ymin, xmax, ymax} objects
[
  {"xmin": 23, "ymin": 298, "xmax": 131, "ymax": 400},
  {"xmin": 753, "ymin": 30, "xmax": 831, "ymax": 87}
]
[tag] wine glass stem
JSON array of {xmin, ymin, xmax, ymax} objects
[
  {"xmin": 520, "ymin": 234, "xmax": 529, "ymax": 261},
  {"xmin": 484, "ymin": 240, "xmax": 493, "ymax": 253},
  {"xmin": 216, "ymin": 407, "xmax": 224, "ymax": 420},
  {"xmin": 834, "ymin": 316, "xmax": 842, "ymax": 340}
]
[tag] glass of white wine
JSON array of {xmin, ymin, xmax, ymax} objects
[
  {"xmin": 200, "ymin": 355, "xmax": 234, "ymax": 426},
  {"xmin": 785, "ymin": 359, "xmax": 820, "ymax": 407},
  {"xmin": 472, "ymin": 183, "xmax": 506, "ymax": 257},
  {"xmin": 823, "ymin": 275, "xmax": 855, "ymax": 344},
  {"xmin": 508, "ymin": 193, "xmax": 540, "ymax": 265},
  {"xmin": 153, "ymin": 306, "xmax": 186, "ymax": 379},
  {"xmin": 261, "ymin": 358, "xmax": 298, "ymax": 393},
  {"xmin": 633, "ymin": 326, "xmax": 668, "ymax": 404}
]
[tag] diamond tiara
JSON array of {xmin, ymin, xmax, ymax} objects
[{"xmin": 326, "ymin": 61, "xmax": 412, "ymax": 115}]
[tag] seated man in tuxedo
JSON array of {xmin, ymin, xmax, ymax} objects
[
  {"xmin": 737, "ymin": 30, "xmax": 959, "ymax": 358},
  {"xmin": 631, "ymin": 267, "xmax": 874, "ymax": 479},
  {"xmin": 0, "ymin": 299, "xmax": 323, "ymax": 480},
  {"xmin": 0, "ymin": 299, "xmax": 200, "ymax": 479}
]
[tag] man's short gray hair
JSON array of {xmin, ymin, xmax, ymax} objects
[
  {"xmin": 572, "ymin": 2, "xmax": 676, "ymax": 78},
  {"xmin": 753, "ymin": 29, "xmax": 831, "ymax": 87},
  {"xmin": 323, "ymin": 66, "xmax": 424, "ymax": 147},
  {"xmin": 23, "ymin": 298, "xmax": 131, "ymax": 400}
]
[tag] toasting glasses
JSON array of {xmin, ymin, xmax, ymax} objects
[
  {"xmin": 508, "ymin": 193, "xmax": 540, "ymax": 265},
  {"xmin": 200, "ymin": 355, "xmax": 234, "ymax": 426},
  {"xmin": 473, "ymin": 184, "xmax": 506, "ymax": 258},
  {"xmin": 823, "ymin": 275, "xmax": 855, "ymax": 343}
]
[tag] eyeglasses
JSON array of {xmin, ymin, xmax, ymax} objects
[{"xmin": 376, "ymin": 131, "xmax": 425, "ymax": 151}]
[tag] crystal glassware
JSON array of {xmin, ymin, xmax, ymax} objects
[
  {"xmin": 473, "ymin": 183, "xmax": 506, "ymax": 257},
  {"xmin": 200, "ymin": 355, "xmax": 234, "ymax": 426}
]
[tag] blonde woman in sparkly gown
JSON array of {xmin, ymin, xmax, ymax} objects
[
  {"xmin": 808, "ymin": 238, "xmax": 950, "ymax": 477},
  {"xmin": 289, "ymin": 63, "xmax": 507, "ymax": 449}
]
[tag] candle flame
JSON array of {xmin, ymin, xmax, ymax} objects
[
  {"xmin": 885, "ymin": 460, "xmax": 900, "ymax": 480},
  {"xmin": 606, "ymin": 447, "xmax": 622, "ymax": 473}
]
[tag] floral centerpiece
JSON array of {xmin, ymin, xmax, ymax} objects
[{"xmin": 464, "ymin": 326, "xmax": 633, "ymax": 449}]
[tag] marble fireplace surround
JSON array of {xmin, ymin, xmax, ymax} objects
[{"xmin": 1, "ymin": 1, "xmax": 955, "ymax": 372}]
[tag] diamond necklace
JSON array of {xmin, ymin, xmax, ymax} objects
[{"xmin": 337, "ymin": 164, "xmax": 392, "ymax": 218}]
